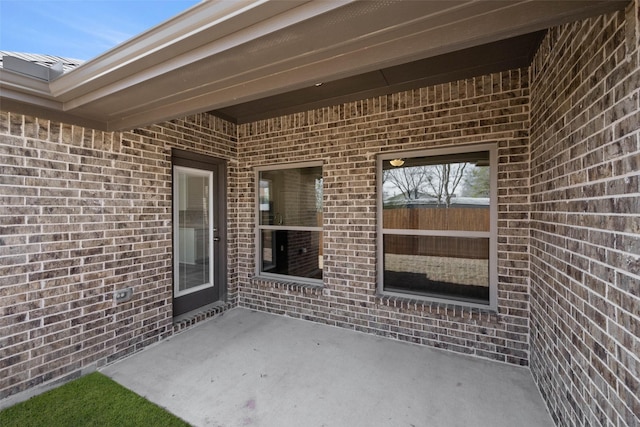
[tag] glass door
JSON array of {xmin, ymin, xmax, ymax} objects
[{"xmin": 173, "ymin": 165, "xmax": 217, "ymax": 315}]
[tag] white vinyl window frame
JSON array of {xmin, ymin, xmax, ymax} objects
[
  {"xmin": 255, "ymin": 161, "xmax": 324, "ymax": 285},
  {"xmin": 377, "ymin": 143, "xmax": 498, "ymax": 310},
  {"xmin": 173, "ymin": 165, "xmax": 215, "ymax": 298}
]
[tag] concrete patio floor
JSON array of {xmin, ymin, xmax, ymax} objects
[{"xmin": 102, "ymin": 308, "xmax": 553, "ymax": 427}]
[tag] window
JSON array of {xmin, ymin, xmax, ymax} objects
[
  {"xmin": 378, "ymin": 145, "xmax": 497, "ymax": 308},
  {"xmin": 256, "ymin": 163, "xmax": 323, "ymax": 282}
]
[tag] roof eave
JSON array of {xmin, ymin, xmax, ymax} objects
[
  {"xmin": 48, "ymin": 0, "xmax": 347, "ymax": 102},
  {"xmin": 0, "ymin": 0, "xmax": 630, "ymax": 131}
]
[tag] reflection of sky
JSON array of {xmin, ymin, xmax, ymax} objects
[
  {"xmin": 383, "ymin": 195, "xmax": 490, "ymax": 206},
  {"xmin": 383, "ymin": 181, "xmax": 403, "ymax": 198},
  {"xmin": 383, "ymin": 163, "xmax": 482, "ymax": 200}
]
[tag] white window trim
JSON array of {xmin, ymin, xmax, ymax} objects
[
  {"xmin": 377, "ymin": 143, "xmax": 498, "ymax": 311},
  {"xmin": 255, "ymin": 161, "xmax": 324, "ymax": 285},
  {"xmin": 173, "ymin": 165, "xmax": 215, "ymax": 298}
]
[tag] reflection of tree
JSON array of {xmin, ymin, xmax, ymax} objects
[
  {"xmin": 424, "ymin": 163, "xmax": 467, "ymax": 206},
  {"xmin": 383, "ymin": 167, "xmax": 430, "ymax": 200},
  {"xmin": 384, "ymin": 163, "xmax": 468, "ymax": 206},
  {"xmin": 462, "ymin": 166, "xmax": 490, "ymax": 198}
]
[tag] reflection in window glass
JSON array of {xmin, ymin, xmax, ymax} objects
[
  {"xmin": 383, "ymin": 153, "xmax": 490, "ymax": 230},
  {"xmin": 261, "ymin": 230, "xmax": 322, "ymax": 279},
  {"xmin": 383, "ymin": 235, "xmax": 489, "ymax": 301},
  {"xmin": 260, "ymin": 166, "xmax": 323, "ymax": 227},
  {"xmin": 258, "ymin": 165, "xmax": 323, "ymax": 281},
  {"xmin": 381, "ymin": 150, "xmax": 493, "ymax": 305}
]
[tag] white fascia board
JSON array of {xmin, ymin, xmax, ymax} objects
[
  {"xmin": 50, "ymin": 0, "xmax": 271, "ymax": 96},
  {"xmin": 1, "ymin": 97, "xmax": 106, "ymax": 130},
  {"xmin": 51, "ymin": 0, "xmax": 352, "ymax": 106},
  {"xmin": 0, "ymin": 87, "xmax": 61, "ymax": 111},
  {"xmin": 0, "ymin": 69, "xmax": 59, "ymax": 109},
  {"xmin": 0, "ymin": 69, "xmax": 54, "ymax": 98},
  {"xmin": 0, "ymin": 69, "xmax": 107, "ymax": 128}
]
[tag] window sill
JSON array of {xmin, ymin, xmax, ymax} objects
[
  {"xmin": 376, "ymin": 292, "xmax": 498, "ymax": 320},
  {"xmin": 250, "ymin": 275, "xmax": 324, "ymax": 295}
]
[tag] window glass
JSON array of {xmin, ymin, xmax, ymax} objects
[
  {"xmin": 380, "ymin": 149, "xmax": 494, "ymax": 306},
  {"xmin": 261, "ymin": 230, "xmax": 322, "ymax": 279},
  {"xmin": 382, "ymin": 153, "xmax": 490, "ymax": 231},
  {"xmin": 174, "ymin": 166, "xmax": 213, "ymax": 295},
  {"xmin": 383, "ymin": 235, "xmax": 489, "ymax": 301},
  {"xmin": 258, "ymin": 165, "xmax": 323, "ymax": 281},
  {"xmin": 259, "ymin": 167, "xmax": 323, "ymax": 227}
]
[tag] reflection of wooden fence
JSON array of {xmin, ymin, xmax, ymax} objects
[
  {"xmin": 384, "ymin": 234, "xmax": 488, "ymax": 259},
  {"xmin": 383, "ymin": 207, "xmax": 489, "ymax": 231},
  {"xmin": 384, "ymin": 207, "xmax": 489, "ymax": 259}
]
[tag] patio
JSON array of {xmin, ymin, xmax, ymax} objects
[{"xmin": 102, "ymin": 309, "xmax": 553, "ymax": 427}]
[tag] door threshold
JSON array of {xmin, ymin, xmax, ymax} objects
[{"xmin": 172, "ymin": 301, "xmax": 231, "ymax": 332}]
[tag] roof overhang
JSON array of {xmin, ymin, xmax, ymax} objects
[{"xmin": 0, "ymin": 0, "xmax": 629, "ymax": 131}]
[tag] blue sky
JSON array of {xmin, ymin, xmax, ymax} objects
[{"xmin": 0, "ymin": 0, "xmax": 200, "ymax": 61}]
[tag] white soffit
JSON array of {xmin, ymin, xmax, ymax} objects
[{"xmin": 0, "ymin": 0, "xmax": 630, "ymax": 130}]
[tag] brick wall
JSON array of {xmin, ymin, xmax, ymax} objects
[
  {"xmin": 237, "ymin": 69, "xmax": 532, "ymax": 365},
  {"xmin": 529, "ymin": 1, "xmax": 640, "ymax": 426},
  {"xmin": 0, "ymin": 113, "xmax": 237, "ymax": 400}
]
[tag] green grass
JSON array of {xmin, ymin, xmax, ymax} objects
[{"xmin": 0, "ymin": 372, "xmax": 191, "ymax": 427}]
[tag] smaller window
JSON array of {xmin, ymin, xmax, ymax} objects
[
  {"xmin": 256, "ymin": 163, "xmax": 323, "ymax": 282},
  {"xmin": 378, "ymin": 145, "xmax": 497, "ymax": 309}
]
